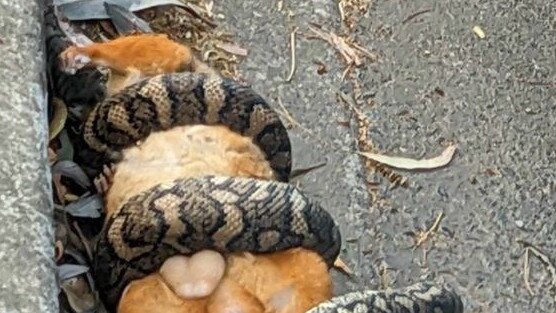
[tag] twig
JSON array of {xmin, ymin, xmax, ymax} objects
[
  {"xmin": 285, "ymin": 27, "xmax": 298, "ymax": 82},
  {"xmin": 338, "ymin": 1, "xmax": 346, "ymax": 21},
  {"xmin": 341, "ymin": 64, "xmax": 354, "ymax": 81},
  {"xmin": 414, "ymin": 212, "xmax": 444, "ymax": 248},
  {"xmin": 517, "ymin": 239, "xmax": 556, "ymax": 295},
  {"xmin": 336, "ymin": 90, "xmax": 365, "ymax": 117},
  {"xmin": 523, "ymin": 248, "xmax": 534, "ymax": 296},
  {"xmin": 402, "ymin": 9, "xmax": 432, "ymax": 24},
  {"xmin": 290, "ymin": 162, "xmax": 327, "ymax": 179},
  {"xmin": 276, "ymin": 96, "xmax": 303, "ymax": 129},
  {"xmin": 517, "ymin": 79, "xmax": 556, "ymax": 87},
  {"xmin": 307, "ymin": 24, "xmax": 365, "ymax": 67},
  {"xmin": 337, "ymin": 89, "xmax": 408, "ymax": 188}
]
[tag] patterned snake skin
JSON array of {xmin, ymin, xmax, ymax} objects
[
  {"xmin": 43, "ymin": 3, "xmax": 464, "ymax": 313},
  {"xmin": 82, "ymin": 72, "xmax": 292, "ymax": 182},
  {"xmin": 94, "ymin": 175, "xmax": 341, "ymax": 309}
]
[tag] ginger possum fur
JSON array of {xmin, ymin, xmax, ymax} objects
[
  {"xmin": 59, "ymin": 33, "xmax": 215, "ymax": 95},
  {"xmin": 104, "ymin": 125, "xmax": 333, "ymax": 313}
]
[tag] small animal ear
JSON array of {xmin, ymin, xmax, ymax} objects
[{"xmin": 59, "ymin": 47, "xmax": 91, "ymax": 75}]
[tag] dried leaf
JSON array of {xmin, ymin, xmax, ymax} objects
[
  {"xmin": 64, "ymin": 248, "xmax": 97, "ymax": 291},
  {"xmin": 285, "ymin": 27, "xmax": 298, "ymax": 82},
  {"xmin": 55, "ymin": 0, "xmax": 187, "ymax": 20},
  {"xmin": 55, "ymin": 240, "xmax": 65, "ymax": 262},
  {"xmin": 53, "ymin": 174, "xmax": 69, "ymax": 205},
  {"xmin": 49, "ymin": 98, "xmax": 68, "ymax": 141},
  {"xmin": 104, "ymin": 2, "xmax": 153, "ymax": 35},
  {"xmin": 54, "ymin": 6, "xmax": 94, "ymax": 47},
  {"xmin": 215, "ymin": 42, "xmax": 248, "ymax": 56},
  {"xmin": 52, "ymin": 160, "xmax": 91, "ymax": 189},
  {"xmin": 57, "ymin": 130, "xmax": 75, "ymax": 161},
  {"xmin": 58, "ymin": 264, "xmax": 90, "ymax": 281},
  {"xmin": 48, "ymin": 148, "xmax": 58, "ymax": 166},
  {"xmin": 358, "ymin": 145, "xmax": 457, "ymax": 170},
  {"xmin": 61, "ymin": 275, "xmax": 96, "ymax": 313},
  {"xmin": 334, "ymin": 257, "xmax": 353, "ymax": 276},
  {"xmin": 64, "ymin": 194, "xmax": 103, "ymax": 218}
]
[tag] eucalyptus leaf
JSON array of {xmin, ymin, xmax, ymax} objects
[
  {"xmin": 64, "ymin": 195, "xmax": 103, "ymax": 218},
  {"xmin": 55, "ymin": 5, "xmax": 94, "ymax": 46},
  {"xmin": 65, "ymin": 248, "xmax": 97, "ymax": 292},
  {"xmin": 49, "ymin": 98, "xmax": 68, "ymax": 141},
  {"xmin": 61, "ymin": 275, "xmax": 97, "ymax": 313},
  {"xmin": 58, "ymin": 129, "xmax": 75, "ymax": 161},
  {"xmin": 58, "ymin": 264, "xmax": 90, "ymax": 281},
  {"xmin": 52, "ymin": 160, "xmax": 91, "ymax": 188},
  {"xmin": 105, "ymin": 2, "xmax": 153, "ymax": 34},
  {"xmin": 55, "ymin": 0, "xmax": 186, "ymax": 21}
]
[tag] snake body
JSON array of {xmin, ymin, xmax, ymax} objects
[
  {"xmin": 308, "ymin": 282, "xmax": 463, "ymax": 313},
  {"xmin": 95, "ymin": 175, "xmax": 341, "ymax": 309},
  {"xmin": 44, "ymin": 3, "xmax": 464, "ymax": 313},
  {"xmin": 83, "ymin": 72, "xmax": 292, "ymax": 182}
]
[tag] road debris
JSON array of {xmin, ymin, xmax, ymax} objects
[
  {"xmin": 337, "ymin": 91, "xmax": 408, "ymax": 189},
  {"xmin": 472, "ymin": 25, "xmax": 486, "ymax": 39},
  {"xmin": 307, "ymin": 23, "xmax": 377, "ymax": 69},
  {"xmin": 290, "ymin": 162, "xmax": 327, "ymax": 179},
  {"xmin": 338, "ymin": 0, "xmax": 371, "ymax": 30},
  {"xmin": 215, "ymin": 42, "xmax": 248, "ymax": 56},
  {"xmin": 358, "ymin": 144, "xmax": 458, "ymax": 170},
  {"xmin": 285, "ymin": 27, "xmax": 298, "ymax": 82},
  {"xmin": 413, "ymin": 212, "xmax": 444, "ymax": 249},
  {"xmin": 517, "ymin": 239, "xmax": 556, "ymax": 298},
  {"xmin": 313, "ymin": 60, "xmax": 328, "ymax": 75},
  {"xmin": 402, "ymin": 9, "xmax": 432, "ymax": 25},
  {"xmin": 334, "ymin": 257, "xmax": 354, "ymax": 276}
]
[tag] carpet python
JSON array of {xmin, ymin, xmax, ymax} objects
[{"xmin": 44, "ymin": 3, "xmax": 464, "ymax": 313}]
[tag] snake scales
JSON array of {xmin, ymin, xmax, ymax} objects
[{"xmin": 44, "ymin": 3, "xmax": 464, "ymax": 313}]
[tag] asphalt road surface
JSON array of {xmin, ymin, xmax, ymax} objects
[{"xmin": 217, "ymin": 1, "xmax": 556, "ymax": 312}]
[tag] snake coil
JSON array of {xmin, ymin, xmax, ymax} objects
[{"xmin": 44, "ymin": 3, "xmax": 464, "ymax": 313}]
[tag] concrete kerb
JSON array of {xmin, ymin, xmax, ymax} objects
[{"xmin": 0, "ymin": 0, "xmax": 58, "ymax": 312}]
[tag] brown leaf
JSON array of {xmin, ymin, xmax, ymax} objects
[
  {"xmin": 215, "ymin": 42, "xmax": 248, "ymax": 56},
  {"xmin": 53, "ymin": 173, "xmax": 68, "ymax": 205},
  {"xmin": 55, "ymin": 240, "xmax": 64, "ymax": 263},
  {"xmin": 60, "ymin": 275, "xmax": 96, "ymax": 313},
  {"xmin": 48, "ymin": 148, "xmax": 58, "ymax": 166},
  {"xmin": 334, "ymin": 257, "xmax": 353, "ymax": 276}
]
